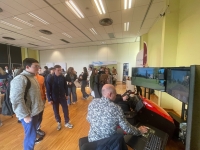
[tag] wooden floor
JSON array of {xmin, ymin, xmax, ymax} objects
[{"xmin": 0, "ymin": 82, "xmax": 185, "ymax": 150}]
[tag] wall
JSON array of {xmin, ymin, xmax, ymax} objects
[
  {"xmin": 21, "ymin": 47, "xmax": 39, "ymax": 61},
  {"xmin": 39, "ymin": 42, "xmax": 140, "ymax": 81}
]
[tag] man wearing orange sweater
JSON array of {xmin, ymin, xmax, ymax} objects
[{"xmin": 35, "ymin": 73, "xmax": 46, "ymax": 143}]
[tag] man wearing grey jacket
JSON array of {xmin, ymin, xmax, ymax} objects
[{"xmin": 10, "ymin": 58, "xmax": 44, "ymax": 150}]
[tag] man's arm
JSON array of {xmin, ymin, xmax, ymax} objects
[
  {"xmin": 63, "ymin": 76, "xmax": 68, "ymax": 97},
  {"xmin": 117, "ymin": 106, "xmax": 142, "ymax": 135},
  {"xmin": 46, "ymin": 75, "xmax": 53, "ymax": 102},
  {"xmin": 10, "ymin": 75, "xmax": 30, "ymax": 120}
]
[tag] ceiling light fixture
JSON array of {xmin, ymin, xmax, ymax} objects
[
  {"xmin": 65, "ymin": 0, "xmax": 84, "ymax": 18},
  {"xmin": 13, "ymin": 17, "xmax": 34, "ymax": 27},
  {"xmin": 89, "ymin": 28, "xmax": 97, "ymax": 35},
  {"xmin": 124, "ymin": 0, "xmax": 132, "ymax": 9},
  {"xmin": 94, "ymin": 0, "xmax": 105, "ymax": 14},
  {"xmin": 0, "ymin": 20, "xmax": 22, "ymax": 30},
  {"xmin": 62, "ymin": 32, "xmax": 72, "ymax": 38},
  {"xmin": 124, "ymin": 22, "xmax": 129, "ymax": 31},
  {"xmin": 27, "ymin": 12, "xmax": 49, "ymax": 25},
  {"xmin": 40, "ymin": 36, "xmax": 51, "ymax": 40}
]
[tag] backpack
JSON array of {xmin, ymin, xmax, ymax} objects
[{"xmin": 2, "ymin": 75, "xmax": 31, "ymax": 116}]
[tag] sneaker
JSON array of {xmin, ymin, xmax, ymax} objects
[
  {"xmin": 17, "ymin": 120, "xmax": 21, "ymax": 123},
  {"xmin": 57, "ymin": 122, "xmax": 61, "ymax": 131},
  {"xmin": 65, "ymin": 122, "xmax": 73, "ymax": 129},
  {"xmin": 35, "ymin": 136, "xmax": 43, "ymax": 144},
  {"xmin": 37, "ymin": 129, "xmax": 45, "ymax": 137}
]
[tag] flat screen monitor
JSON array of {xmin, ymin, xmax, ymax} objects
[
  {"xmin": 166, "ymin": 67, "xmax": 190, "ymax": 104},
  {"xmin": 131, "ymin": 67, "xmax": 166, "ymax": 91}
]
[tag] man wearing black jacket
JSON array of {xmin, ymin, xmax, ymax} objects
[{"xmin": 46, "ymin": 65, "xmax": 73, "ymax": 131}]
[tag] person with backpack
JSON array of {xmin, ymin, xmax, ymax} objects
[
  {"xmin": 10, "ymin": 58, "xmax": 44, "ymax": 150},
  {"xmin": 46, "ymin": 65, "xmax": 73, "ymax": 131}
]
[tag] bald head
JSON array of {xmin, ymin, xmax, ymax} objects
[{"xmin": 102, "ymin": 84, "xmax": 116, "ymax": 101}]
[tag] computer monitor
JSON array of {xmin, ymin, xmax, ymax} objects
[
  {"xmin": 166, "ymin": 67, "xmax": 190, "ymax": 104},
  {"xmin": 131, "ymin": 67, "xmax": 166, "ymax": 91}
]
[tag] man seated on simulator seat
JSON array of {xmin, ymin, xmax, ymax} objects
[{"xmin": 87, "ymin": 84, "xmax": 148, "ymax": 143}]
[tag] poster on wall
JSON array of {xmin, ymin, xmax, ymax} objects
[
  {"xmin": 46, "ymin": 62, "xmax": 54, "ymax": 68},
  {"xmin": 122, "ymin": 63, "xmax": 129, "ymax": 83}
]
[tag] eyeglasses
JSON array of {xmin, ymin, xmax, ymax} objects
[{"xmin": 31, "ymin": 65, "xmax": 40, "ymax": 68}]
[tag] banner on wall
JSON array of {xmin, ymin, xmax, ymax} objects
[
  {"xmin": 46, "ymin": 62, "xmax": 54, "ymax": 68},
  {"xmin": 136, "ymin": 42, "xmax": 148, "ymax": 67},
  {"xmin": 92, "ymin": 61, "xmax": 117, "ymax": 66},
  {"xmin": 122, "ymin": 63, "xmax": 129, "ymax": 83}
]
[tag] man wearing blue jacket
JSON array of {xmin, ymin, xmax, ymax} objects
[{"xmin": 46, "ymin": 65, "xmax": 73, "ymax": 130}]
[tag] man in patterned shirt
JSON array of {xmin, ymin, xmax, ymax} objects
[{"xmin": 87, "ymin": 84, "xmax": 148, "ymax": 142}]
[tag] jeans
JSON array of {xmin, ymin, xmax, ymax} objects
[
  {"xmin": 81, "ymin": 80, "xmax": 89, "ymax": 98},
  {"xmin": 67, "ymin": 86, "xmax": 77, "ymax": 104},
  {"xmin": 20, "ymin": 115, "xmax": 39, "ymax": 150},
  {"xmin": 52, "ymin": 98, "xmax": 69, "ymax": 123}
]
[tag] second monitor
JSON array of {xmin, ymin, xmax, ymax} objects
[{"xmin": 131, "ymin": 67, "xmax": 166, "ymax": 91}]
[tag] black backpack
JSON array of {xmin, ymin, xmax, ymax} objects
[{"xmin": 2, "ymin": 75, "xmax": 31, "ymax": 116}]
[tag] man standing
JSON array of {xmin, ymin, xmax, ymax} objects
[
  {"xmin": 87, "ymin": 84, "xmax": 148, "ymax": 142},
  {"xmin": 10, "ymin": 58, "xmax": 44, "ymax": 150},
  {"xmin": 46, "ymin": 65, "xmax": 73, "ymax": 130}
]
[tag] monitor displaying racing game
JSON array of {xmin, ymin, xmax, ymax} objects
[
  {"xmin": 166, "ymin": 67, "xmax": 190, "ymax": 104},
  {"xmin": 131, "ymin": 67, "xmax": 166, "ymax": 91}
]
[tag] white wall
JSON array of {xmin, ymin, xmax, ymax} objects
[{"xmin": 39, "ymin": 42, "xmax": 140, "ymax": 81}]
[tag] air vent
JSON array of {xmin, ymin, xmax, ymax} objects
[
  {"xmin": 60, "ymin": 39, "xmax": 70, "ymax": 43},
  {"xmin": 99, "ymin": 18, "xmax": 113, "ymax": 26},
  {"xmin": 2, "ymin": 37, "xmax": 15, "ymax": 40},
  {"xmin": 28, "ymin": 43, "xmax": 39, "ymax": 46},
  {"xmin": 39, "ymin": 29, "xmax": 52, "ymax": 35},
  {"xmin": 108, "ymin": 33, "xmax": 115, "ymax": 38}
]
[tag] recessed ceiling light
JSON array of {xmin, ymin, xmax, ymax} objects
[
  {"xmin": 60, "ymin": 39, "xmax": 70, "ymax": 43},
  {"xmin": 89, "ymin": 28, "xmax": 97, "ymax": 35},
  {"xmin": 99, "ymin": 18, "xmax": 113, "ymax": 26},
  {"xmin": 124, "ymin": 0, "xmax": 132, "ymax": 9},
  {"xmin": 40, "ymin": 36, "xmax": 51, "ymax": 40},
  {"xmin": 0, "ymin": 20, "xmax": 22, "ymax": 30},
  {"xmin": 39, "ymin": 29, "xmax": 52, "ymax": 35},
  {"xmin": 94, "ymin": 0, "xmax": 105, "ymax": 14},
  {"xmin": 2, "ymin": 37, "xmax": 16, "ymax": 40},
  {"xmin": 65, "ymin": 0, "xmax": 84, "ymax": 18},
  {"xmin": 13, "ymin": 17, "xmax": 34, "ymax": 27},
  {"xmin": 62, "ymin": 32, "xmax": 72, "ymax": 38},
  {"xmin": 28, "ymin": 43, "xmax": 39, "ymax": 46},
  {"xmin": 124, "ymin": 22, "xmax": 129, "ymax": 31},
  {"xmin": 27, "ymin": 12, "xmax": 49, "ymax": 25}
]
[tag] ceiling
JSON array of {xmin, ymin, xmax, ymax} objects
[{"xmin": 0, "ymin": 0, "xmax": 166, "ymax": 50}]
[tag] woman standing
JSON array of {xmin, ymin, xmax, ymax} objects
[
  {"xmin": 81, "ymin": 67, "xmax": 89, "ymax": 99},
  {"xmin": 66, "ymin": 67, "xmax": 77, "ymax": 105}
]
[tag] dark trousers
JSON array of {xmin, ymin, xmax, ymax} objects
[
  {"xmin": 21, "ymin": 115, "xmax": 39, "ymax": 150},
  {"xmin": 81, "ymin": 80, "xmax": 89, "ymax": 98},
  {"xmin": 37, "ymin": 110, "xmax": 44, "ymax": 130},
  {"xmin": 52, "ymin": 98, "xmax": 69, "ymax": 123}
]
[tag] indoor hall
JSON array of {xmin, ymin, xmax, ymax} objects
[{"xmin": 0, "ymin": 0, "xmax": 200, "ymax": 150}]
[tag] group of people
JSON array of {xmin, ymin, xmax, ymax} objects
[{"xmin": 3, "ymin": 58, "xmax": 148, "ymax": 150}]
